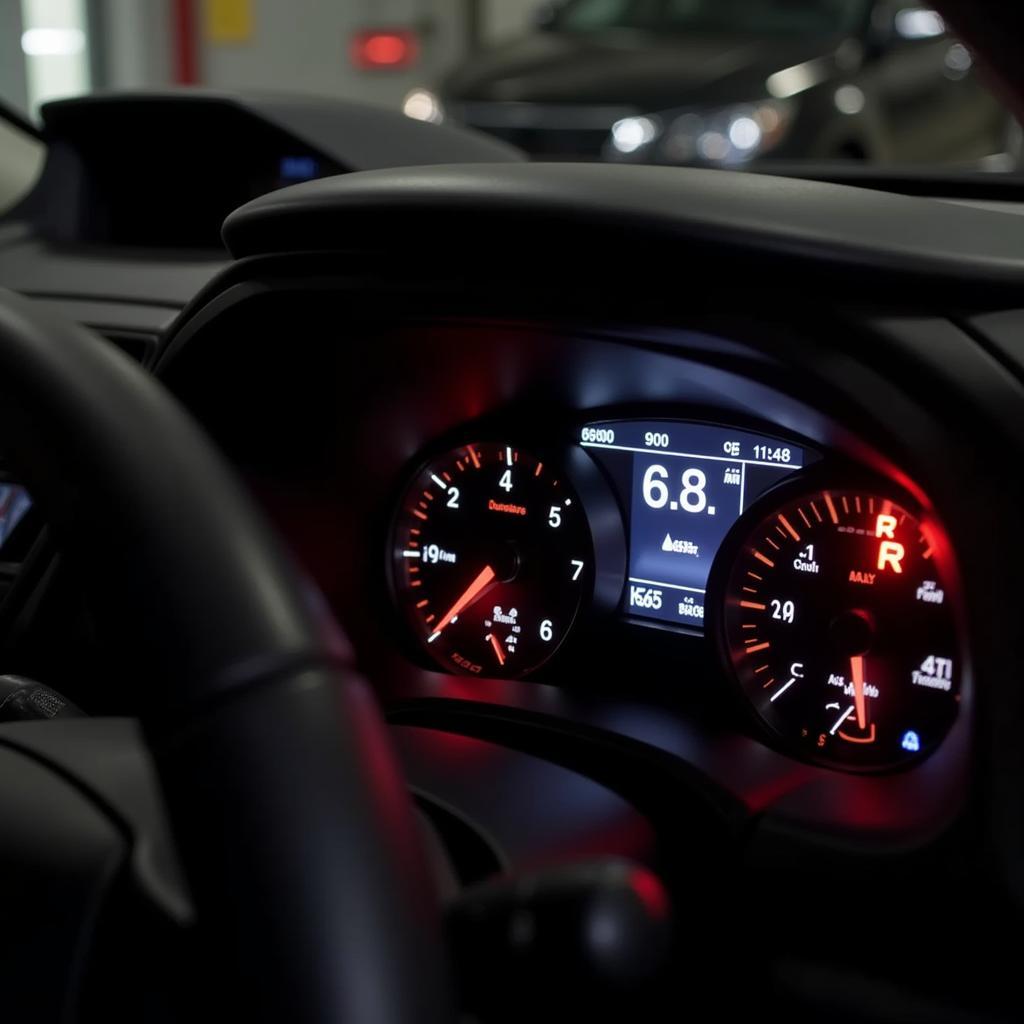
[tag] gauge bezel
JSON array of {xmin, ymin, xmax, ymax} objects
[
  {"xmin": 706, "ymin": 463, "xmax": 968, "ymax": 774},
  {"xmin": 385, "ymin": 434, "xmax": 626, "ymax": 679}
]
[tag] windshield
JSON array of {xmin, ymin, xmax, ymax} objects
[
  {"xmin": 0, "ymin": 0, "xmax": 1019, "ymax": 183},
  {"xmin": 553, "ymin": 0, "xmax": 867, "ymax": 36}
]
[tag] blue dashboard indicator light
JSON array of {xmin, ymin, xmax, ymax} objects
[
  {"xmin": 279, "ymin": 155, "xmax": 319, "ymax": 181},
  {"xmin": 901, "ymin": 730, "xmax": 921, "ymax": 752}
]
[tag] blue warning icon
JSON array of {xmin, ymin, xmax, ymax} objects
[{"xmin": 901, "ymin": 731, "xmax": 921, "ymax": 753}]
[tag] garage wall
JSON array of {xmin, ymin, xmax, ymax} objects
[
  {"xmin": 5, "ymin": 0, "xmax": 547, "ymax": 115},
  {"xmin": 97, "ymin": 0, "xmax": 172, "ymax": 90},
  {"xmin": 199, "ymin": 0, "xmax": 468, "ymax": 109},
  {"xmin": 0, "ymin": 2, "xmax": 28, "ymax": 112},
  {"xmin": 483, "ymin": 0, "xmax": 542, "ymax": 44},
  {"xmin": 195, "ymin": 0, "xmax": 545, "ymax": 108}
]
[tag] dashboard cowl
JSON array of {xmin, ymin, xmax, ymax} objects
[{"xmin": 222, "ymin": 163, "xmax": 1024, "ymax": 292}]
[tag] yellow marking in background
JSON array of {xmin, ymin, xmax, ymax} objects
[{"xmin": 205, "ymin": 0, "xmax": 253, "ymax": 43}]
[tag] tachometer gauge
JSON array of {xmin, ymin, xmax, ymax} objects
[
  {"xmin": 390, "ymin": 442, "xmax": 592, "ymax": 677},
  {"xmin": 718, "ymin": 487, "xmax": 961, "ymax": 769}
]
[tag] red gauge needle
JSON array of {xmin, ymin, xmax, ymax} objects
[
  {"xmin": 428, "ymin": 565, "xmax": 496, "ymax": 643},
  {"xmin": 850, "ymin": 654, "xmax": 867, "ymax": 730},
  {"xmin": 486, "ymin": 633, "xmax": 506, "ymax": 666}
]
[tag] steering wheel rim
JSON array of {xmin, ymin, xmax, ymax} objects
[{"xmin": 0, "ymin": 289, "xmax": 451, "ymax": 1022}]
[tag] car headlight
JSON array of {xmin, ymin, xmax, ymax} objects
[
  {"xmin": 608, "ymin": 98, "xmax": 794, "ymax": 166},
  {"xmin": 610, "ymin": 115, "xmax": 660, "ymax": 155},
  {"xmin": 402, "ymin": 88, "xmax": 445, "ymax": 125}
]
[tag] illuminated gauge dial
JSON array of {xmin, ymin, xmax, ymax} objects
[
  {"xmin": 718, "ymin": 488, "xmax": 961, "ymax": 769},
  {"xmin": 390, "ymin": 442, "xmax": 592, "ymax": 677}
]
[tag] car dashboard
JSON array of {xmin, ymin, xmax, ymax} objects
[
  {"xmin": 159, "ymin": 297, "xmax": 977, "ymax": 848},
  {"xmin": 9, "ymin": 160, "xmax": 1024, "ymax": 1017}
]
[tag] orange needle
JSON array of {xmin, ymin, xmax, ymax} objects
[
  {"xmin": 487, "ymin": 633, "xmax": 506, "ymax": 666},
  {"xmin": 851, "ymin": 655, "xmax": 867, "ymax": 730},
  {"xmin": 428, "ymin": 565, "xmax": 496, "ymax": 643}
]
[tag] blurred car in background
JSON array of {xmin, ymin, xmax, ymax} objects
[{"xmin": 404, "ymin": 0, "xmax": 1016, "ymax": 168}]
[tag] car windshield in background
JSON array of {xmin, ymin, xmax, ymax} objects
[
  {"xmin": 431, "ymin": 0, "xmax": 1018, "ymax": 169},
  {"xmin": 1, "ymin": 0, "xmax": 1019, "ymax": 178},
  {"xmin": 553, "ymin": 0, "xmax": 866, "ymax": 36}
]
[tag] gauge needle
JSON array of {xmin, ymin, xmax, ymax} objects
[
  {"xmin": 850, "ymin": 654, "xmax": 867, "ymax": 730},
  {"xmin": 428, "ymin": 565, "xmax": 496, "ymax": 643},
  {"xmin": 486, "ymin": 633, "xmax": 506, "ymax": 666},
  {"xmin": 830, "ymin": 705, "xmax": 855, "ymax": 735}
]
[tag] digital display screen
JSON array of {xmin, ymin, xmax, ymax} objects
[{"xmin": 580, "ymin": 421, "xmax": 810, "ymax": 629}]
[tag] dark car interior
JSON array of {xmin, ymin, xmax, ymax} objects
[{"xmin": 2, "ymin": 0, "xmax": 1024, "ymax": 1021}]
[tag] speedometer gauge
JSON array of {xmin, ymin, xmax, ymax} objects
[
  {"xmin": 718, "ymin": 486, "xmax": 962, "ymax": 769},
  {"xmin": 390, "ymin": 442, "xmax": 592, "ymax": 677}
]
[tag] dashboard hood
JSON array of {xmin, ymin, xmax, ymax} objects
[
  {"xmin": 221, "ymin": 163, "xmax": 1024, "ymax": 293},
  {"xmin": 440, "ymin": 31, "xmax": 843, "ymax": 110}
]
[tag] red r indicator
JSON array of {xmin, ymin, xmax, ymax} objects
[
  {"xmin": 875, "ymin": 513, "xmax": 898, "ymax": 538},
  {"xmin": 874, "ymin": 512, "xmax": 904, "ymax": 572},
  {"xmin": 877, "ymin": 540, "xmax": 905, "ymax": 573}
]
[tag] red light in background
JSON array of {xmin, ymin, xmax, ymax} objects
[{"xmin": 351, "ymin": 29, "xmax": 419, "ymax": 70}]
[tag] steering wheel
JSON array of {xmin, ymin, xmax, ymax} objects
[{"xmin": 0, "ymin": 289, "xmax": 452, "ymax": 1022}]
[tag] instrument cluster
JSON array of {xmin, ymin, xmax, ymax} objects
[{"xmin": 388, "ymin": 418, "xmax": 963, "ymax": 773}]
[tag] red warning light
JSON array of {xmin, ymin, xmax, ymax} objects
[
  {"xmin": 877, "ymin": 540, "xmax": 905, "ymax": 573},
  {"xmin": 351, "ymin": 28, "xmax": 419, "ymax": 70},
  {"xmin": 874, "ymin": 513, "xmax": 904, "ymax": 572},
  {"xmin": 874, "ymin": 513, "xmax": 898, "ymax": 539}
]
